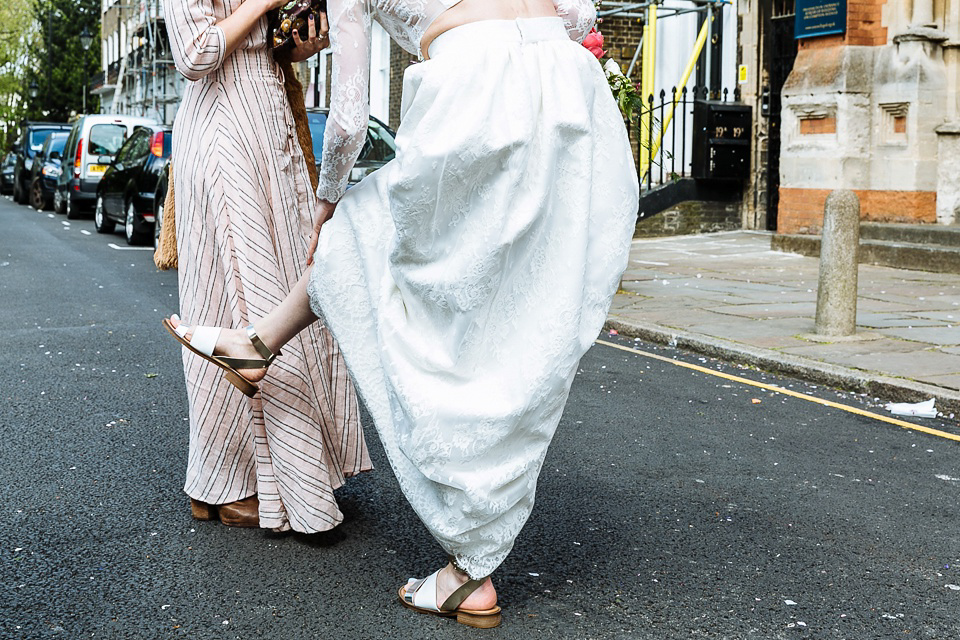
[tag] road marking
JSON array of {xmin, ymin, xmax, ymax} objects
[
  {"xmin": 596, "ymin": 339, "xmax": 960, "ymax": 443},
  {"xmin": 108, "ymin": 243, "xmax": 152, "ymax": 251},
  {"xmin": 80, "ymin": 230, "xmax": 91, "ymax": 236},
  {"xmin": 61, "ymin": 221, "xmax": 70, "ymax": 226}
]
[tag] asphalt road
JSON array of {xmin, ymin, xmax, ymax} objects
[{"xmin": 2, "ymin": 196, "xmax": 960, "ymax": 639}]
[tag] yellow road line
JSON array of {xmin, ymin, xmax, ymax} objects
[{"xmin": 596, "ymin": 339, "xmax": 960, "ymax": 443}]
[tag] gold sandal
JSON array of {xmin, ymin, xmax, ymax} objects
[
  {"xmin": 162, "ymin": 316, "xmax": 279, "ymax": 397},
  {"xmin": 398, "ymin": 568, "xmax": 502, "ymax": 629}
]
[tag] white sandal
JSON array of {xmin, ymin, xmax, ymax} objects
[
  {"xmin": 162, "ymin": 315, "xmax": 279, "ymax": 397},
  {"xmin": 398, "ymin": 568, "xmax": 502, "ymax": 629}
]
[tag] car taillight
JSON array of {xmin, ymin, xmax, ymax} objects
[
  {"xmin": 150, "ymin": 131, "xmax": 165, "ymax": 158},
  {"xmin": 73, "ymin": 138, "xmax": 83, "ymax": 180}
]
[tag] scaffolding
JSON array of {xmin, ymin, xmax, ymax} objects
[{"xmin": 97, "ymin": 0, "xmax": 181, "ymax": 124}]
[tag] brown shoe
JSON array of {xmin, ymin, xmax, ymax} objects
[
  {"xmin": 190, "ymin": 498, "xmax": 217, "ymax": 521},
  {"xmin": 190, "ymin": 495, "xmax": 260, "ymax": 528}
]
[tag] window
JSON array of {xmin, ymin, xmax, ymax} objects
[
  {"xmin": 29, "ymin": 129, "xmax": 60, "ymax": 155},
  {"xmin": 773, "ymin": 0, "xmax": 795, "ymax": 19},
  {"xmin": 307, "ymin": 112, "xmax": 328, "ymax": 161},
  {"xmin": 359, "ymin": 120, "xmax": 396, "ymax": 163},
  {"xmin": 88, "ymin": 124, "xmax": 127, "ymax": 156}
]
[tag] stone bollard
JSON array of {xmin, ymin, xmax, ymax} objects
[{"xmin": 815, "ymin": 190, "xmax": 860, "ymax": 337}]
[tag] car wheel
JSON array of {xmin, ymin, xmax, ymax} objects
[
  {"xmin": 65, "ymin": 192, "xmax": 81, "ymax": 220},
  {"xmin": 53, "ymin": 189, "xmax": 65, "ymax": 215},
  {"xmin": 124, "ymin": 200, "xmax": 148, "ymax": 245},
  {"xmin": 29, "ymin": 179, "xmax": 45, "ymax": 210},
  {"xmin": 94, "ymin": 195, "xmax": 115, "ymax": 234}
]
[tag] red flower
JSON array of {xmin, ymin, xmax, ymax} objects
[{"xmin": 582, "ymin": 28, "xmax": 606, "ymax": 59}]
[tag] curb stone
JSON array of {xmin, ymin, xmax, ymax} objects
[{"xmin": 604, "ymin": 316, "xmax": 960, "ymax": 421}]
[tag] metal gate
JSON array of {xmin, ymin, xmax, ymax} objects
[{"xmin": 765, "ymin": 0, "xmax": 798, "ymax": 230}]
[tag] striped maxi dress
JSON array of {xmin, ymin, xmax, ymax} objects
[{"xmin": 163, "ymin": 0, "xmax": 371, "ymax": 532}]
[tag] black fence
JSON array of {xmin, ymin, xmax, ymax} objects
[{"xmin": 634, "ymin": 85, "xmax": 742, "ymax": 191}]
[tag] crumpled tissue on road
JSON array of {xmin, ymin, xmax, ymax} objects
[{"xmin": 885, "ymin": 398, "xmax": 938, "ymax": 418}]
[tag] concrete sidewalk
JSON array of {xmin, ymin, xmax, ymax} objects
[{"xmin": 606, "ymin": 231, "xmax": 960, "ymax": 417}]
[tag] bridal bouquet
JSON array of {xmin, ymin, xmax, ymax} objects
[{"xmin": 583, "ymin": 5, "xmax": 644, "ymax": 121}]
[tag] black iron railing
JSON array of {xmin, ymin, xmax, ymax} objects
[{"xmin": 634, "ymin": 85, "xmax": 741, "ymax": 191}]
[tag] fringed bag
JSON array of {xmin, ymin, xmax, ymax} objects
[{"xmin": 153, "ymin": 164, "xmax": 178, "ymax": 270}]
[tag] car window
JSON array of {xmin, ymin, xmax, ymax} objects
[
  {"xmin": 28, "ymin": 129, "xmax": 58, "ymax": 156},
  {"xmin": 62, "ymin": 130, "xmax": 76, "ymax": 162},
  {"xmin": 116, "ymin": 130, "xmax": 145, "ymax": 164},
  {"xmin": 359, "ymin": 120, "xmax": 397, "ymax": 163},
  {"xmin": 307, "ymin": 112, "xmax": 327, "ymax": 162},
  {"xmin": 88, "ymin": 124, "xmax": 127, "ymax": 156},
  {"xmin": 113, "ymin": 136, "xmax": 133, "ymax": 164},
  {"xmin": 127, "ymin": 130, "xmax": 152, "ymax": 165},
  {"xmin": 49, "ymin": 134, "xmax": 68, "ymax": 155}
]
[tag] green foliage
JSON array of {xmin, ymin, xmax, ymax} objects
[
  {"xmin": 23, "ymin": 0, "xmax": 100, "ymax": 123},
  {"xmin": 0, "ymin": 0, "xmax": 34, "ymax": 147},
  {"xmin": 604, "ymin": 62, "xmax": 646, "ymax": 124}
]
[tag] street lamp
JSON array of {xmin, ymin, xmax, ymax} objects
[
  {"xmin": 80, "ymin": 26, "xmax": 93, "ymax": 114},
  {"xmin": 28, "ymin": 81, "xmax": 39, "ymax": 99}
]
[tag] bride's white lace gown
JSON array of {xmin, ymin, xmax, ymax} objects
[{"xmin": 309, "ymin": 0, "xmax": 639, "ymax": 578}]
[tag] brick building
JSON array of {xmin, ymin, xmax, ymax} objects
[{"xmin": 737, "ymin": 0, "xmax": 960, "ymax": 233}]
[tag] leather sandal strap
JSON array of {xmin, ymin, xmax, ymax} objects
[
  {"xmin": 216, "ymin": 355, "xmax": 271, "ymax": 370},
  {"xmin": 440, "ymin": 578, "xmax": 486, "ymax": 612},
  {"xmin": 246, "ymin": 325, "xmax": 280, "ymax": 363}
]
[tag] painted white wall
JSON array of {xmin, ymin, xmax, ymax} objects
[
  {"xmin": 652, "ymin": 1, "xmax": 737, "ymax": 100},
  {"xmin": 647, "ymin": 0, "xmax": 739, "ymax": 182},
  {"xmin": 369, "ymin": 21, "xmax": 391, "ymax": 122}
]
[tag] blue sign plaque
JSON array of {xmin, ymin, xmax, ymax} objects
[{"xmin": 795, "ymin": 0, "xmax": 847, "ymax": 40}]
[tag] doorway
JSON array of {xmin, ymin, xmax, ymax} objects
[{"xmin": 763, "ymin": 0, "xmax": 798, "ymax": 230}]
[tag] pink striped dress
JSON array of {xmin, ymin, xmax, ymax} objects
[{"xmin": 163, "ymin": 0, "xmax": 371, "ymax": 532}]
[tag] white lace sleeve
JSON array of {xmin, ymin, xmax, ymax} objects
[
  {"xmin": 316, "ymin": 0, "xmax": 372, "ymax": 204},
  {"xmin": 552, "ymin": 0, "xmax": 597, "ymax": 43}
]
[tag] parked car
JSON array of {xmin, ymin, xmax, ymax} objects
[
  {"xmin": 11, "ymin": 121, "xmax": 72, "ymax": 204},
  {"xmin": 0, "ymin": 152, "xmax": 15, "ymax": 194},
  {"xmin": 153, "ymin": 161, "xmax": 169, "ymax": 250},
  {"xmin": 94, "ymin": 124, "xmax": 172, "ymax": 245},
  {"xmin": 54, "ymin": 114, "xmax": 158, "ymax": 219},
  {"xmin": 28, "ymin": 131, "xmax": 69, "ymax": 210},
  {"xmin": 306, "ymin": 108, "xmax": 397, "ymax": 187}
]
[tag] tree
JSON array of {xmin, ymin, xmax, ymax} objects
[
  {"xmin": 23, "ymin": 0, "xmax": 100, "ymax": 122},
  {"xmin": 0, "ymin": 0, "xmax": 34, "ymax": 147}
]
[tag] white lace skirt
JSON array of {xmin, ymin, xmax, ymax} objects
[{"xmin": 307, "ymin": 17, "xmax": 639, "ymax": 578}]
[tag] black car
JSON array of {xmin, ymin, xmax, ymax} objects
[
  {"xmin": 94, "ymin": 124, "xmax": 172, "ymax": 245},
  {"xmin": 11, "ymin": 121, "xmax": 72, "ymax": 204},
  {"xmin": 28, "ymin": 131, "xmax": 69, "ymax": 210},
  {"xmin": 306, "ymin": 108, "xmax": 397, "ymax": 186},
  {"xmin": 0, "ymin": 152, "xmax": 16, "ymax": 195},
  {"xmin": 153, "ymin": 161, "xmax": 169, "ymax": 250}
]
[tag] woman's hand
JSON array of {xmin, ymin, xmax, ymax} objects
[
  {"xmin": 306, "ymin": 199, "xmax": 337, "ymax": 266},
  {"xmin": 289, "ymin": 13, "xmax": 331, "ymax": 62}
]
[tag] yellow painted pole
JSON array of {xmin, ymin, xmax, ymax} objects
[
  {"xmin": 649, "ymin": 12, "xmax": 710, "ymax": 161},
  {"xmin": 639, "ymin": 4, "xmax": 658, "ymax": 175}
]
